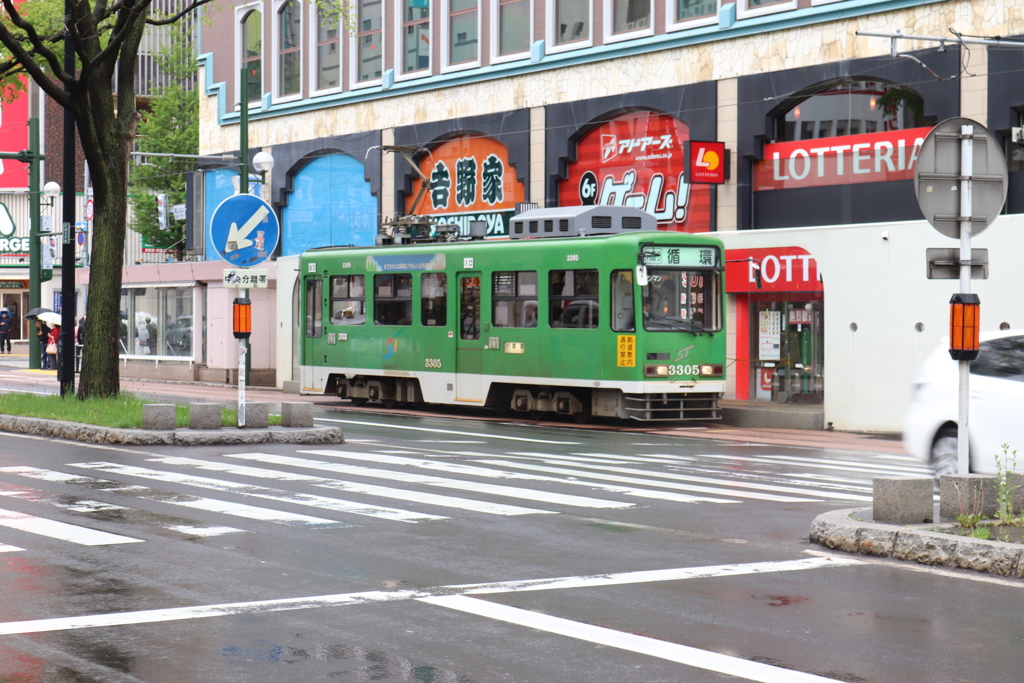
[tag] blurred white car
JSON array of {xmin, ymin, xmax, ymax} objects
[{"xmin": 903, "ymin": 330, "xmax": 1024, "ymax": 478}]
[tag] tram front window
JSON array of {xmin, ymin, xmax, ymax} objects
[{"xmin": 642, "ymin": 268, "xmax": 720, "ymax": 332}]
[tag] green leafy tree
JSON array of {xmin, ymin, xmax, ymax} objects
[
  {"xmin": 0, "ymin": 0, "xmax": 212, "ymax": 398},
  {"xmin": 129, "ymin": 26, "xmax": 199, "ymax": 262}
]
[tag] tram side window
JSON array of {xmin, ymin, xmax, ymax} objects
[
  {"xmin": 305, "ymin": 278, "xmax": 322, "ymax": 338},
  {"xmin": 492, "ymin": 271, "xmax": 537, "ymax": 328},
  {"xmin": 549, "ymin": 269, "xmax": 598, "ymax": 329},
  {"xmin": 374, "ymin": 273, "xmax": 413, "ymax": 325},
  {"xmin": 611, "ymin": 270, "xmax": 635, "ymax": 332},
  {"xmin": 329, "ymin": 275, "xmax": 365, "ymax": 325},
  {"xmin": 421, "ymin": 273, "xmax": 447, "ymax": 326}
]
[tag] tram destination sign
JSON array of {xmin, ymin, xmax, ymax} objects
[{"xmin": 641, "ymin": 245, "xmax": 719, "ymax": 268}]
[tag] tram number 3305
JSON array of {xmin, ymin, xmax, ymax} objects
[
  {"xmin": 424, "ymin": 358, "xmax": 443, "ymax": 368},
  {"xmin": 669, "ymin": 365, "xmax": 702, "ymax": 376}
]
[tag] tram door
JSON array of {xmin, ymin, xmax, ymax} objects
[
  {"xmin": 456, "ymin": 273, "xmax": 484, "ymax": 402},
  {"xmin": 302, "ymin": 276, "xmax": 325, "ymax": 392}
]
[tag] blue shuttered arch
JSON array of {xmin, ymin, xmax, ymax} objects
[{"xmin": 282, "ymin": 153, "xmax": 377, "ymax": 255}]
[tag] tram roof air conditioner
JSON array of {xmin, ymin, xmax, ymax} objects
[{"xmin": 509, "ymin": 206, "xmax": 659, "ymax": 240}]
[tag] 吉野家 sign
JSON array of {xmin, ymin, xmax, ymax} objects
[{"xmin": 223, "ymin": 268, "xmax": 269, "ymax": 288}]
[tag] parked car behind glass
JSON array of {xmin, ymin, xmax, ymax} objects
[{"xmin": 903, "ymin": 329, "xmax": 1024, "ymax": 479}]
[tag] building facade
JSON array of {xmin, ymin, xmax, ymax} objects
[{"xmin": 191, "ymin": 0, "xmax": 1024, "ymax": 430}]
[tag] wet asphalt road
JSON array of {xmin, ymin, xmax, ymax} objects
[{"xmin": 1, "ymin": 407, "xmax": 1023, "ymax": 683}]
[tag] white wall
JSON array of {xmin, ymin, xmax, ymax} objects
[
  {"xmin": 715, "ymin": 215, "xmax": 1023, "ymax": 432},
  {"xmin": 275, "ymin": 255, "xmax": 300, "ymax": 389}
]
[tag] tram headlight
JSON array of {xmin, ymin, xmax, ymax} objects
[
  {"xmin": 644, "ymin": 364, "xmax": 669, "ymax": 377},
  {"xmin": 700, "ymin": 364, "xmax": 724, "ymax": 377}
]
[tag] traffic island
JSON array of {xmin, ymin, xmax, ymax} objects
[{"xmin": 809, "ymin": 508, "xmax": 1024, "ymax": 578}]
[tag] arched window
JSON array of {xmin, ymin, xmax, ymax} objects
[
  {"xmin": 776, "ymin": 79, "xmax": 934, "ymax": 142},
  {"xmin": 240, "ymin": 9, "xmax": 263, "ymax": 103},
  {"xmin": 277, "ymin": 0, "xmax": 302, "ymax": 96}
]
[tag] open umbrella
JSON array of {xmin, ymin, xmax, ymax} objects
[
  {"xmin": 24, "ymin": 307, "xmax": 53, "ymax": 319},
  {"xmin": 37, "ymin": 311, "xmax": 62, "ymax": 327}
]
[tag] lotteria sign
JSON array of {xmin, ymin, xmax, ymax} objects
[
  {"xmin": 725, "ymin": 247, "xmax": 822, "ymax": 293},
  {"xmin": 406, "ymin": 135, "xmax": 526, "ymax": 238},
  {"xmin": 753, "ymin": 127, "xmax": 931, "ymax": 191},
  {"xmin": 559, "ymin": 111, "xmax": 711, "ymax": 232}
]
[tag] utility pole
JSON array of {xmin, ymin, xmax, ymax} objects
[{"xmin": 60, "ymin": 0, "xmax": 77, "ymax": 396}]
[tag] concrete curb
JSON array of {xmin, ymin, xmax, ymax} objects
[
  {"xmin": 809, "ymin": 508, "xmax": 1024, "ymax": 578},
  {"xmin": 0, "ymin": 414, "xmax": 344, "ymax": 445}
]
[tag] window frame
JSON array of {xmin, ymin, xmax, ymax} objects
[
  {"xmin": 350, "ymin": 0, "xmax": 385, "ymax": 88},
  {"xmin": 602, "ymin": 0, "xmax": 654, "ymax": 44},
  {"xmin": 271, "ymin": 0, "xmax": 303, "ymax": 103},
  {"xmin": 492, "ymin": 270, "xmax": 538, "ymax": 329},
  {"xmin": 329, "ymin": 274, "xmax": 366, "ymax": 325},
  {"xmin": 664, "ymin": 0, "xmax": 719, "ymax": 32},
  {"xmin": 442, "ymin": 0, "xmax": 481, "ymax": 72},
  {"xmin": 735, "ymin": 0, "xmax": 797, "ymax": 21},
  {"xmin": 373, "ymin": 273, "xmax": 414, "ymax": 326},
  {"xmin": 396, "ymin": 0, "xmax": 432, "ymax": 80},
  {"xmin": 310, "ymin": 0, "xmax": 343, "ymax": 95},
  {"xmin": 548, "ymin": 269, "xmax": 600, "ymax": 329},
  {"xmin": 236, "ymin": 3, "xmax": 265, "ymax": 111},
  {"xmin": 546, "ymin": 0, "xmax": 593, "ymax": 54},
  {"xmin": 490, "ymin": 0, "xmax": 532, "ymax": 64}
]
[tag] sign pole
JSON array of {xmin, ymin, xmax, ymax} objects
[
  {"xmin": 238, "ymin": 338, "xmax": 246, "ymax": 427},
  {"xmin": 956, "ymin": 125, "xmax": 973, "ymax": 476}
]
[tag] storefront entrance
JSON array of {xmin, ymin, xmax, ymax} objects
[{"xmin": 1, "ymin": 289, "xmax": 27, "ymax": 341}]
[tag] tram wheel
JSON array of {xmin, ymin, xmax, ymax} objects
[
  {"xmin": 381, "ymin": 398, "xmax": 397, "ymax": 409},
  {"xmin": 349, "ymin": 397, "xmax": 368, "ymax": 407},
  {"xmin": 529, "ymin": 411, "xmax": 549, "ymax": 421},
  {"xmin": 570, "ymin": 411, "xmax": 592, "ymax": 424}
]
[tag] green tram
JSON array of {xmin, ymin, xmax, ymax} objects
[{"xmin": 299, "ymin": 206, "xmax": 726, "ymax": 421}]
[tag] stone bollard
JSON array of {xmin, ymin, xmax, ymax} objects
[
  {"xmin": 142, "ymin": 404, "xmax": 176, "ymax": 431},
  {"xmin": 281, "ymin": 402, "xmax": 314, "ymax": 428},
  {"xmin": 939, "ymin": 474, "xmax": 998, "ymax": 520},
  {"xmin": 189, "ymin": 403, "xmax": 223, "ymax": 430},
  {"xmin": 873, "ymin": 477, "xmax": 934, "ymax": 524},
  {"xmin": 243, "ymin": 403, "xmax": 270, "ymax": 428}
]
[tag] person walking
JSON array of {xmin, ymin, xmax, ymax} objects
[
  {"xmin": 0, "ymin": 310, "xmax": 11, "ymax": 354},
  {"xmin": 37, "ymin": 320, "xmax": 49, "ymax": 368}
]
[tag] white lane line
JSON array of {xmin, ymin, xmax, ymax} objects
[
  {"xmin": 757, "ymin": 454, "xmax": 931, "ymax": 475},
  {"xmin": 240, "ymin": 452, "xmax": 639, "ymax": 509},
  {"xmin": 0, "ymin": 543, "xmax": 25, "ymax": 552},
  {"xmin": 477, "ymin": 460, "xmax": 821, "ymax": 503},
  {"xmin": 0, "ymin": 557, "xmax": 860, "ymax": 636},
  {"xmin": 532, "ymin": 456, "xmax": 873, "ymax": 502},
  {"xmin": 146, "ymin": 455, "xmax": 556, "ymax": 517},
  {"xmin": 0, "ymin": 507, "xmax": 144, "ymax": 546},
  {"xmin": 70, "ymin": 462, "xmax": 446, "ymax": 524},
  {"xmin": 2, "ymin": 466, "xmax": 349, "ymax": 529},
  {"xmin": 691, "ymin": 453, "xmax": 931, "ymax": 477},
  {"xmin": 300, "ymin": 449, "xmax": 735, "ymax": 505},
  {"xmin": 421, "ymin": 595, "xmax": 842, "ymax": 683},
  {"xmin": 165, "ymin": 525, "xmax": 247, "ymax": 537},
  {"xmin": 317, "ymin": 417, "xmax": 582, "ymax": 445}
]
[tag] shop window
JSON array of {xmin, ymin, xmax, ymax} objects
[
  {"xmin": 276, "ymin": 0, "xmax": 302, "ymax": 97},
  {"xmin": 120, "ymin": 287, "xmax": 195, "ymax": 357},
  {"xmin": 549, "ymin": 269, "xmax": 599, "ymax": 329},
  {"xmin": 374, "ymin": 274, "xmax": 413, "ymax": 325},
  {"xmin": 315, "ymin": 4, "xmax": 341, "ymax": 90},
  {"xmin": 1008, "ymin": 111, "xmax": 1024, "ymax": 172},
  {"xmin": 330, "ymin": 274, "xmax": 365, "ymax": 325},
  {"xmin": 239, "ymin": 8, "xmax": 263, "ymax": 104},
  {"xmin": 401, "ymin": 0, "xmax": 430, "ymax": 74},
  {"xmin": 421, "ymin": 273, "xmax": 448, "ymax": 326},
  {"xmin": 492, "ymin": 271, "xmax": 537, "ymax": 328},
  {"xmin": 495, "ymin": 0, "xmax": 529, "ymax": 58},
  {"xmin": 356, "ymin": 0, "xmax": 383, "ymax": 83},
  {"xmin": 611, "ymin": 269, "xmax": 635, "ymax": 332},
  {"xmin": 553, "ymin": 0, "xmax": 590, "ymax": 47},
  {"xmin": 447, "ymin": 0, "xmax": 478, "ymax": 66},
  {"xmin": 775, "ymin": 79, "xmax": 935, "ymax": 143}
]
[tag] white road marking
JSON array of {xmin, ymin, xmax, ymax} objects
[
  {"xmin": 0, "ymin": 557, "xmax": 860, "ymax": 636},
  {"xmin": 477, "ymin": 459, "xmax": 821, "ymax": 503},
  {"xmin": 145, "ymin": 455, "xmax": 557, "ymax": 517},
  {"xmin": 0, "ymin": 507, "xmax": 144, "ymax": 546},
  {"xmin": 2, "ymin": 466, "xmax": 350, "ymax": 528},
  {"xmin": 420, "ymin": 595, "xmax": 843, "ymax": 683},
  {"xmin": 237, "ymin": 452, "xmax": 638, "ymax": 509},
  {"xmin": 317, "ymin": 417, "xmax": 582, "ymax": 445},
  {"xmin": 0, "ymin": 543, "xmax": 25, "ymax": 552},
  {"xmin": 165, "ymin": 525, "xmax": 247, "ymax": 537},
  {"xmin": 692, "ymin": 453, "xmax": 931, "ymax": 477},
  {"xmin": 70, "ymin": 462, "xmax": 445, "ymax": 524}
]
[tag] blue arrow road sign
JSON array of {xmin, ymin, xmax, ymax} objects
[{"xmin": 209, "ymin": 194, "xmax": 280, "ymax": 267}]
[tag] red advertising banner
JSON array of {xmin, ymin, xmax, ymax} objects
[
  {"xmin": 406, "ymin": 135, "xmax": 525, "ymax": 238},
  {"xmin": 687, "ymin": 140, "xmax": 726, "ymax": 184},
  {"xmin": 0, "ymin": 81, "xmax": 29, "ymax": 189},
  {"xmin": 725, "ymin": 247, "xmax": 822, "ymax": 293},
  {"xmin": 753, "ymin": 127, "xmax": 931, "ymax": 192},
  {"xmin": 558, "ymin": 111, "xmax": 711, "ymax": 232}
]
